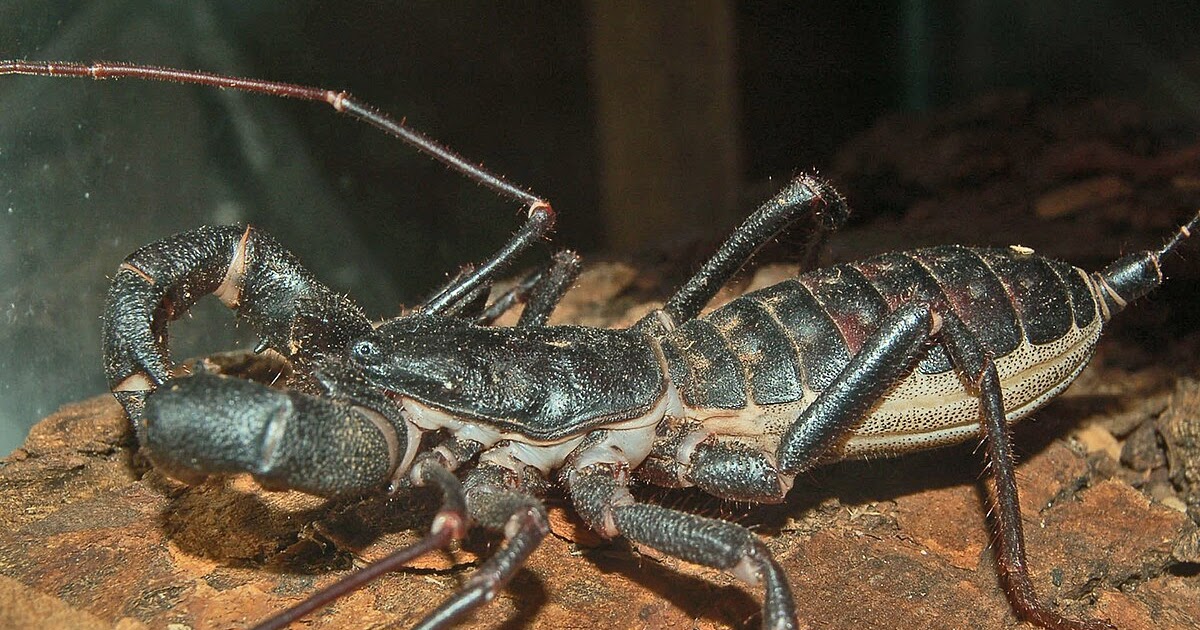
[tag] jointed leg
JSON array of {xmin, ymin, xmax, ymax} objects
[
  {"xmin": 761, "ymin": 298, "xmax": 1110, "ymax": 629},
  {"xmin": 252, "ymin": 444, "xmax": 551, "ymax": 630},
  {"xmin": 636, "ymin": 174, "xmax": 847, "ymax": 334},
  {"xmin": 514, "ymin": 250, "xmax": 582, "ymax": 327},
  {"xmin": 665, "ymin": 303, "xmax": 936, "ymax": 509},
  {"xmin": 241, "ymin": 448, "xmax": 550, "ymax": 630},
  {"xmin": 567, "ymin": 463, "xmax": 797, "ymax": 630},
  {"xmin": 939, "ymin": 315, "xmax": 1113, "ymax": 630},
  {"xmin": 253, "ymin": 455, "xmax": 470, "ymax": 630},
  {"xmin": 436, "ymin": 248, "xmax": 579, "ymax": 325},
  {"xmin": 776, "ymin": 301, "xmax": 936, "ymax": 473},
  {"xmin": 414, "ymin": 463, "xmax": 551, "ymax": 630},
  {"xmin": 420, "ymin": 203, "xmax": 556, "ymax": 315},
  {"xmin": 477, "ymin": 250, "xmax": 582, "ymax": 327},
  {"xmin": 710, "ymin": 296, "xmax": 1110, "ymax": 628}
]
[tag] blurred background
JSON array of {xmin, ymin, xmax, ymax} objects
[{"xmin": 2, "ymin": 0, "xmax": 1200, "ymax": 453}]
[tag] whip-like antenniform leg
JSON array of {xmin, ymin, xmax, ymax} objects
[
  {"xmin": 1, "ymin": 59, "xmax": 558, "ymax": 318},
  {"xmin": 252, "ymin": 458, "xmax": 550, "ymax": 630},
  {"xmin": 0, "ymin": 60, "xmax": 546, "ymax": 208},
  {"xmin": 414, "ymin": 464, "xmax": 550, "ymax": 630},
  {"xmin": 253, "ymin": 456, "xmax": 470, "ymax": 630}
]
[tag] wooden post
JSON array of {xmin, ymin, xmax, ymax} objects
[{"xmin": 586, "ymin": 1, "xmax": 742, "ymax": 251}]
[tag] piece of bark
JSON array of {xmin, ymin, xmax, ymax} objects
[{"xmin": 1160, "ymin": 380, "xmax": 1200, "ymax": 511}]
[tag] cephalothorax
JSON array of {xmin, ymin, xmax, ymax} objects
[{"xmin": 4, "ymin": 59, "xmax": 1196, "ymax": 630}]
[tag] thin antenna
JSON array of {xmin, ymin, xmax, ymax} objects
[
  {"xmin": 0, "ymin": 60, "xmax": 546, "ymax": 208},
  {"xmin": 0, "ymin": 58, "xmax": 558, "ymax": 313},
  {"xmin": 1158, "ymin": 209, "xmax": 1200, "ymax": 260}
]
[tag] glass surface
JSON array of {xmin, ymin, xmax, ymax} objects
[{"xmin": 0, "ymin": 3, "xmax": 398, "ymax": 451}]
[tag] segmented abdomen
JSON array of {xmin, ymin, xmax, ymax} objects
[{"xmin": 659, "ymin": 245, "xmax": 1104, "ymax": 455}]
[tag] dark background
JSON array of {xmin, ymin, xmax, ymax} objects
[{"xmin": 2, "ymin": 0, "xmax": 1199, "ymax": 452}]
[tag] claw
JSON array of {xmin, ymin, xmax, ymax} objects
[
  {"xmin": 101, "ymin": 224, "xmax": 373, "ymax": 436},
  {"xmin": 143, "ymin": 370, "xmax": 400, "ymax": 497}
]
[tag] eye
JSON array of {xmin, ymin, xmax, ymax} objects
[{"xmin": 351, "ymin": 339, "xmax": 379, "ymax": 362}]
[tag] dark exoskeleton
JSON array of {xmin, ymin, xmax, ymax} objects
[{"xmin": 6, "ymin": 59, "xmax": 1199, "ymax": 630}]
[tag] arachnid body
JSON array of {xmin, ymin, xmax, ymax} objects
[{"xmin": 3, "ymin": 60, "xmax": 1197, "ymax": 630}]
